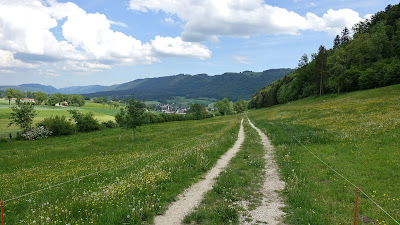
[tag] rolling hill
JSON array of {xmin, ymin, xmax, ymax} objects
[
  {"xmin": 1, "ymin": 69, "xmax": 291, "ymax": 101},
  {"xmin": 84, "ymin": 69, "xmax": 292, "ymax": 101}
]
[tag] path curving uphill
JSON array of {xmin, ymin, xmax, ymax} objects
[{"xmin": 154, "ymin": 118, "xmax": 245, "ymax": 225}]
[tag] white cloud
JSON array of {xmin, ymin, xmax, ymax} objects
[
  {"xmin": 165, "ymin": 17, "xmax": 175, "ymax": 23},
  {"xmin": 39, "ymin": 69, "xmax": 60, "ymax": 77},
  {"xmin": 306, "ymin": 9, "xmax": 363, "ymax": 35},
  {"xmin": 233, "ymin": 56, "xmax": 251, "ymax": 64},
  {"xmin": 108, "ymin": 20, "xmax": 128, "ymax": 28},
  {"xmin": 151, "ymin": 36, "xmax": 211, "ymax": 59},
  {"xmin": 0, "ymin": 0, "xmax": 211, "ymax": 73},
  {"xmin": 0, "ymin": 50, "xmax": 39, "ymax": 69},
  {"xmin": 129, "ymin": 0, "xmax": 365, "ymax": 41}
]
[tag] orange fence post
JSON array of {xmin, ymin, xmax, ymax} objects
[
  {"xmin": 1, "ymin": 200, "xmax": 4, "ymax": 225},
  {"xmin": 354, "ymin": 187, "xmax": 360, "ymax": 225},
  {"xmin": 200, "ymin": 137, "xmax": 202, "ymax": 152}
]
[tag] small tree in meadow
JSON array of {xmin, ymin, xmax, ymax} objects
[
  {"xmin": 234, "ymin": 99, "xmax": 248, "ymax": 114},
  {"xmin": 68, "ymin": 110, "xmax": 100, "ymax": 132},
  {"xmin": 215, "ymin": 98, "xmax": 234, "ymax": 115},
  {"xmin": 8, "ymin": 103, "xmax": 37, "ymax": 132},
  {"xmin": 115, "ymin": 95, "xmax": 146, "ymax": 141},
  {"xmin": 187, "ymin": 103, "xmax": 208, "ymax": 119}
]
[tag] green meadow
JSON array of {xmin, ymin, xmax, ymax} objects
[
  {"xmin": 248, "ymin": 84, "xmax": 400, "ymax": 224},
  {"xmin": 0, "ymin": 100, "xmax": 117, "ymax": 138},
  {"xmin": 0, "ymin": 85, "xmax": 399, "ymax": 224},
  {"xmin": 0, "ymin": 114, "xmax": 240, "ymax": 224}
]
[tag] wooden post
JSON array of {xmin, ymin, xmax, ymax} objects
[
  {"xmin": 1, "ymin": 200, "xmax": 4, "ymax": 225},
  {"xmin": 354, "ymin": 187, "xmax": 360, "ymax": 225},
  {"xmin": 291, "ymin": 130, "xmax": 293, "ymax": 145},
  {"xmin": 200, "ymin": 137, "xmax": 202, "ymax": 152}
]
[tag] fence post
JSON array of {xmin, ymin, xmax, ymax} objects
[
  {"xmin": 291, "ymin": 130, "xmax": 293, "ymax": 145},
  {"xmin": 200, "ymin": 137, "xmax": 202, "ymax": 152},
  {"xmin": 354, "ymin": 187, "xmax": 360, "ymax": 225},
  {"xmin": 1, "ymin": 200, "xmax": 4, "ymax": 225}
]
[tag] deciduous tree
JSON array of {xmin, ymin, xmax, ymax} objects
[
  {"xmin": 115, "ymin": 95, "xmax": 146, "ymax": 141},
  {"xmin": 187, "ymin": 103, "xmax": 207, "ymax": 119},
  {"xmin": 234, "ymin": 99, "xmax": 248, "ymax": 114},
  {"xmin": 8, "ymin": 103, "xmax": 37, "ymax": 132},
  {"xmin": 33, "ymin": 91, "xmax": 48, "ymax": 105},
  {"xmin": 215, "ymin": 98, "xmax": 234, "ymax": 115}
]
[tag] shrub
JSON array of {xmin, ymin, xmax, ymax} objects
[
  {"xmin": 69, "ymin": 110, "xmax": 100, "ymax": 132},
  {"xmin": 102, "ymin": 120, "xmax": 116, "ymax": 128},
  {"xmin": 38, "ymin": 115, "xmax": 76, "ymax": 136},
  {"xmin": 21, "ymin": 126, "xmax": 52, "ymax": 140}
]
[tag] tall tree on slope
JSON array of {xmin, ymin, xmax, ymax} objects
[{"xmin": 315, "ymin": 45, "xmax": 328, "ymax": 96}]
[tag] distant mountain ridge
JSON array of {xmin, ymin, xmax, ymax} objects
[
  {"xmin": 83, "ymin": 69, "xmax": 293, "ymax": 101},
  {"xmin": 0, "ymin": 69, "xmax": 292, "ymax": 101},
  {"xmin": 0, "ymin": 84, "xmax": 59, "ymax": 94}
]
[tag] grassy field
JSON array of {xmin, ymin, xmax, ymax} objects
[
  {"xmin": 0, "ymin": 100, "xmax": 118, "ymax": 138},
  {"xmin": 0, "ymin": 115, "xmax": 240, "ymax": 224},
  {"xmin": 248, "ymin": 84, "xmax": 400, "ymax": 224},
  {"xmin": 165, "ymin": 97, "xmax": 217, "ymax": 108}
]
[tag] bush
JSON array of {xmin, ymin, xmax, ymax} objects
[
  {"xmin": 21, "ymin": 126, "xmax": 52, "ymax": 140},
  {"xmin": 38, "ymin": 115, "xmax": 76, "ymax": 136},
  {"xmin": 102, "ymin": 120, "xmax": 116, "ymax": 128},
  {"xmin": 69, "ymin": 110, "xmax": 100, "ymax": 132}
]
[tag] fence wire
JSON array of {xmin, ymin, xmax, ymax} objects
[{"xmin": 293, "ymin": 135, "xmax": 399, "ymax": 225}]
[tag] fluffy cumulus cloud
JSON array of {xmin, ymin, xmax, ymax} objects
[
  {"xmin": 151, "ymin": 36, "xmax": 211, "ymax": 59},
  {"xmin": 129, "ymin": 0, "xmax": 365, "ymax": 41},
  {"xmin": 0, "ymin": 0, "xmax": 211, "ymax": 72},
  {"xmin": 0, "ymin": 50, "xmax": 39, "ymax": 70}
]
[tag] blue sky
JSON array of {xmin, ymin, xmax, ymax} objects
[{"xmin": 0, "ymin": 0, "xmax": 397, "ymax": 88}]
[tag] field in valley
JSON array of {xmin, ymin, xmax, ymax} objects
[{"xmin": 0, "ymin": 100, "xmax": 118, "ymax": 138}]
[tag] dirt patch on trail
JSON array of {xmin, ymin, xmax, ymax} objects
[
  {"xmin": 154, "ymin": 119, "xmax": 245, "ymax": 225},
  {"xmin": 242, "ymin": 119, "xmax": 286, "ymax": 225}
]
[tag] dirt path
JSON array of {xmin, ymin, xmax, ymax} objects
[
  {"xmin": 154, "ymin": 119, "xmax": 245, "ymax": 225},
  {"xmin": 244, "ymin": 119, "xmax": 286, "ymax": 225}
]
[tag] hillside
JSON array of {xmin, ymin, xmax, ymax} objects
[
  {"xmin": 1, "ymin": 69, "xmax": 291, "ymax": 101},
  {"xmin": 250, "ymin": 3, "xmax": 400, "ymax": 109},
  {"xmin": 84, "ymin": 69, "xmax": 292, "ymax": 101},
  {"xmin": 0, "ymin": 84, "xmax": 59, "ymax": 94},
  {"xmin": 248, "ymin": 84, "xmax": 400, "ymax": 224},
  {"xmin": 58, "ymin": 85, "xmax": 109, "ymax": 94}
]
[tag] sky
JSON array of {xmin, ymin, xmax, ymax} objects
[{"xmin": 0, "ymin": 0, "xmax": 398, "ymax": 88}]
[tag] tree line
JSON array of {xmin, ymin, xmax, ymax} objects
[
  {"xmin": 5, "ymin": 94, "xmax": 249, "ymax": 142},
  {"xmin": 249, "ymin": 4, "xmax": 400, "ymax": 109},
  {"xmin": 1, "ymin": 88, "xmax": 86, "ymax": 107}
]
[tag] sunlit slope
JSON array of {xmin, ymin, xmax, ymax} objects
[{"xmin": 248, "ymin": 84, "xmax": 400, "ymax": 224}]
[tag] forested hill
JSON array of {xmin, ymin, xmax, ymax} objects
[
  {"xmin": 84, "ymin": 69, "xmax": 292, "ymax": 101},
  {"xmin": 249, "ymin": 3, "xmax": 400, "ymax": 109}
]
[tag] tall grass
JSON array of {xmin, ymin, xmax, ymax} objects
[
  {"xmin": 248, "ymin": 84, "xmax": 400, "ymax": 224},
  {"xmin": 0, "ymin": 115, "xmax": 240, "ymax": 224}
]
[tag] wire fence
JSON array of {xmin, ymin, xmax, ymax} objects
[
  {"xmin": 2, "ymin": 126, "xmax": 233, "ymax": 204},
  {"xmin": 293, "ymin": 135, "xmax": 400, "ymax": 225}
]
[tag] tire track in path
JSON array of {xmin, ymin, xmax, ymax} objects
[
  {"xmin": 243, "ymin": 119, "xmax": 286, "ymax": 225},
  {"xmin": 154, "ymin": 118, "xmax": 245, "ymax": 225}
]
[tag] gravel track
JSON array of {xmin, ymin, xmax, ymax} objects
[
  {"xmin": 243, "ymin": 119, "xmax": 286, "ymax": 225},
  {"xmin": 154, "ymin": 118, "xmax": 245, "ymax": 225}
]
